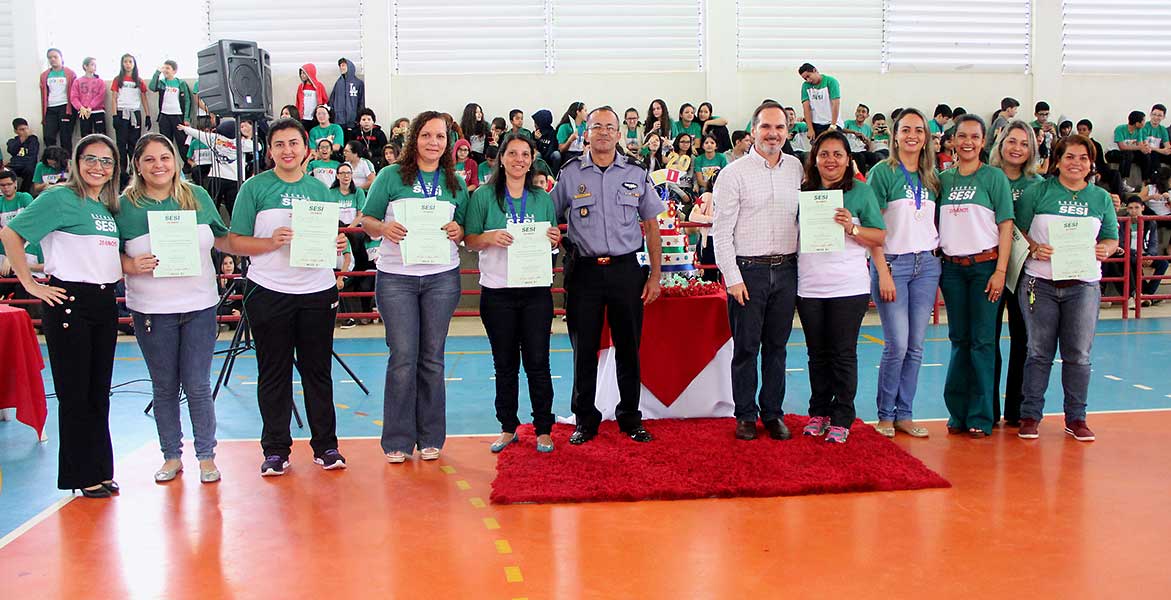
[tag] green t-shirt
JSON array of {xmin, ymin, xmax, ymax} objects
[
  {"xmin": 1141, "ymin": 123, "xmax": 1170, "ymax": 149},
  {"xmin": 1114, "ymin": 124, "xmax": 1143, "ymax": 147},
  {"xmin": 800, "ymin": 74, "xmax": 841, "ymax": 125},
  {"xmin": 364, "ymin": 164, "xmax": 470, "ymax": 275},
  {"xmin": 937, "ymin": 164, "xmax": 1014, "ymax": 256},
  {"xmin": 670, "ymin": 120, "xmax": 702, "ymax": 140},
  {"xmin": 307, "ymin": 159, "xmax": 340, "ymax": 187},
  {"xmin": 33, "ymin": 162, "xmax": 68, "ymax": 185},
  {"xmin": 309, "ymin": 124, "xmax": 345, "ymax": 150},
  {"xmin": 929, "ymin": 120, "xmax": 945, "ymax": 135},
  {"xmin": 187, "ymin": 137, "xmax": 211, "ymax": 164},
  {"xmin": 0, "ymin": 192, "xmax": 34, "ymax": 255},
  {"xmin": 556, "ymin": 122, "xmax": 586, "ymax": 149},
  {"xmin": 1016, "ymin": 177, "xmax": 1119, "ymax": 282},
  {"xmin": 477, "ymin": 161, "xmax": 494, "ymax": 185},
  {"xmin": 229, "ymin": 170, "xmax": 338, "ymax": 294},
  {"xmin": 6, "ymin": 186, "xmax": 121, "ymax": 283},
  {"xmin": 844, "ymin": 120, "xmax": 873, "ymax": 151},
  {"xmin": 1004, "ymin": 172, "xmax": 1045, "ymax": 204},
  {"xmin": 330, "ymin": 187, "xmax": 367, "ymax": 223},
  {"xmin": 693, "ymin": 153, "xmax": 728, "ymax": 179},
  {"xmin": 461, "ymin": 184, "xmax": 556, "ymax": 289},
  {"xmin": 505, "ymin": 128, "xmax": 533, "ymax": 140}
]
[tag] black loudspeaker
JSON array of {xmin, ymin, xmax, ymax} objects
[{"xmin": 197, "ymin": 40, "xmax": 272, "ymax": 117}]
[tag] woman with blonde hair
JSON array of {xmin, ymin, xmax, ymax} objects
[
  {"xmin": 0, "ymin": 134, "xmax": 123, "ymax": 497},
  {"xmin": 868, "ymin": 108, "xmax": 941, "ymax": 439},
  {"xmin": 115, "ymin": 133, "xmax": 233, "ymax": 482}
]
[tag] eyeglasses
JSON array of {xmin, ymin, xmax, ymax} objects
[
  {"xmin": 589, "ymin": 124, "xmax": 619, "ymax": 133},
  {"xmin": 81, "ymin": 155, "xmax": 116, "ymax": 169}
]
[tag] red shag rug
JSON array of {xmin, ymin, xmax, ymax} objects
[{"xmin": 490, "ymin": 416, "xmax": 950, "ymax": 504}]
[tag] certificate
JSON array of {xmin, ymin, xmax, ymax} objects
[
  {"xmin": 290, "ymin": 200, "xmax": 340, "ymax": 269},
  {"xmin": 798, "ymin": 190, "xmax": 845, "ymax": 253},
  {"xmin": 394, "ymin": 198, "xmax": 453, "ymax": 265},
  {"xmin": 1048, "ymin": 218, "xmax": 1098, "ymax": 281},
  {"xmin": 147, "ymin": 210, "xmax": 201, "ymax": 278},
  {"xmin": 1006, "ymin": 226, "xmax": 1031, "ymax": 293},
  {"xmin": 506, "ymin": 221, "xmax": 553, "ymax": 287}
]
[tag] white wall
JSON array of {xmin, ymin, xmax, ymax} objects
[{"xmin": 6, "ymin": 0, "xmax": 1170, "ymax": 157}]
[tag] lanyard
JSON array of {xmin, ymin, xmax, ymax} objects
[
  {"xmin": 898, "ymin": 162, "xmax": 924, "ymax": 211},
  {"xmin": 505, "ymin": 188, "xmax": 528, "ymax": 224},
  {"xmin": 417, "ymin": 170, "xmax": 440, "ymax": 198}
]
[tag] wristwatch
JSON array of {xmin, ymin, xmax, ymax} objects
[{"xmin": 850, "ymin": 225, "xmax": 859, "ymax": 237}]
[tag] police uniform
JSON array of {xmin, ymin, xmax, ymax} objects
[{"xmin": 553, "ymin": 151, "xmax": 662, "ymax": 437}]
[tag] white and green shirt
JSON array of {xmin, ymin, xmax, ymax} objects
[
  {"xmin": 937, "ymin": 164, "xmax": 1014, "ymax": 257},
  {"xmin": 844, "ymin": 120, "xmax": 872, "ymax": 153},
  {"xmin": 363, "ymin": 164, "xmax": 468, "ymax": 276},
  {"xmin": 867, "ymin": 160, "xmax": 939, "ymax": 255},
  {"xmin": 477, "ymin": 162, "xmax": 493, "ymax": 185},
  {"xmin": 1017, "ymin": 178, "xmax": 1119, "ymax": 283},
  {"xmin": 1142, "ymin": 122, "xmax": 1169, "ymax": 150},
  {"xmin": 0, "ymin": 192, "xmax": 34, "ymax": 256},
  {"xmin": 331, "ymin": 186, "xmax": 366, "ymax": 224},
  {"xmin": 800, "ymin": 74, "xmax": 841, "ymax": 126},
  {"xmin": 33, "ymin": 163, "xmax": 68, "ymax": 185},
  {"xmin": 6, "ymin": 187, "xmax": 121, "ymax": 283},
  {"xmin": 114, "ymin": 188, "xmax": 228, "ymax": 313},
  {"xmin": 307, "ymin": 159, "xmax": 339, "ymax": 188},
  {"xmin": 461, "ymin": 185, "xmax": 556, "ymax": 289},
  {"xmin": 160, "ymin": 78, "xmax": 182, "ymax": 115},
  {"xmin": 797, "ymin": 182, "xmax": 886, "ymax": 298},
  {"xmin": 229, "ymin": 170, "xmax": 337, "ymax": 294},
  {"xmin": 46, "ymin": 70, "xmax": 68, "ymax": 106},
  {"xmin": 1113, "ymin": 124, "xmax": 1143, "ymax": 151}
]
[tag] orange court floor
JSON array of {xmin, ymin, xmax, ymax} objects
[{"xmin": 2, "ymin": 411, "xmax": 1169, "ymax": 599}]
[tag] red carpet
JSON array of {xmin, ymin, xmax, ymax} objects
[{"xmin": 490, "ymin": 417, "xmax": 950, "ymax": 504}]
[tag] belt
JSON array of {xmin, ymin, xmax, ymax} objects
[
  {"xmin": 1049, "ymin": 279, "xmax": 1086, "ymax": 289},
  {"xmin": 576, "ymin": 252, "xmax": 638, "ymax": 266},
  {"xmin": 737, "ymin": 254, "xmax": 796, "ymax": 266},
  {"xmin": 940, "ymin": 248, "xmax": 999, "ymax": 266}
]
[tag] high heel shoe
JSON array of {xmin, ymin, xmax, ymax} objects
[
  {"xmin": 75, "ymin": 485, "xmax": 112, "ymax": 499},
  {"xmin": 101, "ymin": 480, "xmax": 120, "ymax": 494}
]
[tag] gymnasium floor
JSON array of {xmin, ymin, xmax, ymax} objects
[{"xmin": 2, "ymin": 317, "xmax": 1171, "ymax": 597}]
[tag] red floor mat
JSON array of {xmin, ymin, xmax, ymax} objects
[{"xmin": 491, "ymin": 417, "xmax": 950, "ymax": 504}]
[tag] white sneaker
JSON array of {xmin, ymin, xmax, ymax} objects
[{"xmin": 385, "ymin": 451, "xmax": 407, "ymax": 464}]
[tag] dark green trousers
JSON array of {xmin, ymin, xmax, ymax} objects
[{"xmin": 940, "ymin": 260, "xmax": 1001, "ymax": 434}]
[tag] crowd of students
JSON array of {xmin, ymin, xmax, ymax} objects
[{"xmin": 0, "ymin": 54, "xmax": 1161, "ymax": 497}]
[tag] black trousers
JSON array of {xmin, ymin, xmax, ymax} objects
[
  {"xmin": 796, "ymin": 294, "xmax": 869, "ymax": 428},
  {"xmin": 158, "ymin": 113, "xmax": 186, "ymax": 157},
  {"xmin": 206, "ymin": 177, "xmax": 239, "ymax": 217},
  {"xmin": 480, "ymin": 286, "xmax": 556, "ymax": 435},
  {"xmin": 78, "ymin": 112, "xmax": 107, "ymax": 137},
  {"xmin": 565, "ymin": 255, "xmax": 646, "ymax": 432},
  {"xmin": 245, "ymin": 282, "xmax": 339, "ymax": 459},
  {"xmin": 42, "ymin": 278, "xmax": 117, "ymax": 489},
  {"xmin": 43, "ymin": 105, "xmax": 73, "ymax": 149},
  {"xmin": 994, "ymin": 287, "xmax": 1028, "ymax": 424},
  {"xmin": 113, "ymin": 111, "xmax": 143, "ymax": 171},
  {"xmin": 1107, "ymin": 149, "xmax": 1152, "ymax": 183},
  {"xmin": 11, "ymin": 165, "xmax": 34, "ymax": 194}
]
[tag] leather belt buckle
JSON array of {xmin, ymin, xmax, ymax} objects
[{"xmin": 596, "ymin": 257, "xmax": 612, "ymax": 265}]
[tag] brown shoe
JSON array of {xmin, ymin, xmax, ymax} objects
[
  {"xmin": 735, "ymin": 420, "xmax": 757, "ymax": 440},
  {"xmin": 763, "ymin": 418, "xmax": 791, "ymax": 440},
  {"xmin": 1018, "ymin": 418, "xmax": 1040, "ymax": 439}
]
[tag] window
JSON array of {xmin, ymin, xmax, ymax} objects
[
  {"xmin": 736, "ymin": 0, "xmax": 884, "ymax": 72},
  {"xmin": 393, "ymin": 0, "xmax": 547, "ymax": 75},
  {"xmin": 550, "ymin": 0, "xmax": 703, "ymax": 73},
  {"xmin": 209, "ymin": 0, "xmax": 364, "ymax": 75},
  {"xmin": 0, "ymin": 0, "xmax": 14, "ymax": 82},
  {"xmin": 883, "ymin": 0, "xmax": 1031, "ymax": 73},
  {"xmin": 1061, "ymin": 0, "xmax": 1171, "ymax": 73}
]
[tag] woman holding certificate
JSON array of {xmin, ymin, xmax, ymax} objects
[
  {"xmin": 114, "ymin": 133, "xmax": 231, "ymax": 483},
  {"xmin": 0, "ymin": 134, "xmax": 123, "ymax": 498},
  {"xmin": 361, "ymin": 111, "xmax": 466, "ymax": 464},
  {"xmin": 1014, "ymin": 136, "xmax": 1118, "ymax": 442},
  {"xmin": 937, "ymin": 114, "xmax": 1015, "ymax": 438},
  {"xmin": 796, "ymin": 131, "xmax": 885, "ymax": 444},
  {"xmin": 462, "ymin": 133, "xmax": 561, "ymax": 453},
  {"xmin": 867, "ymin": 108, "xmax": 940, "ymax": 439},
  {"xmin": 990, "ymin": 121, "xmax": 1044, "ymax": 427}
]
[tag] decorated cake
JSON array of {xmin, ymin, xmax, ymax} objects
[{"xmin": 638, "ymin": 169, "xmax": 697, "ymax": 281}]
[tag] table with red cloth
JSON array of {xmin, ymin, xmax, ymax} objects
[
  {"xmin": 0, "ymin": 304, "xmax": 48, "ymax": 440},
  {"xmin": 594, "ymin": 290, "xmax": 735, "ymax": 419}
]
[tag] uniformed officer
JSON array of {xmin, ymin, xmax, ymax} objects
[{"xmin": 553, "ymin": 106, "xmax": 662, "ymax": 444}]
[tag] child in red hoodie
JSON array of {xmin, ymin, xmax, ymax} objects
[{"xmin": 295, "ymin": 64, "xmax": 329, "ymax": 132}]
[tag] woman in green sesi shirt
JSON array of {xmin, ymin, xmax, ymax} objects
[
  {"xmin": 0, "ymin": 134, "xmax": 124, "ymax": 498},
  {"xmin": 115, "ymin": 134, "xmax": 233, "ymax": 484},
  {"xmin": 462, "ymin": 133, "xmax": 561, "ymax": 453}
]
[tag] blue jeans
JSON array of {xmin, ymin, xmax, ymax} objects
[
  {"xmin": 870, "ymin": 251, "xmax": 941, "ymax": 422},
  {"xmin": 727, "ymin": 259, "xmax": 797, "ymax": 422},
  {"xmin": 1019, "ymin": 277, "xmax": 1100, "ymax": 422},
  {"xmin": 131, "ymin": 307, "xmax": 218, "ymax": 460},
  {"xmin": 376, "ymin": 268, "xmax": 461, "ymax": 454}
]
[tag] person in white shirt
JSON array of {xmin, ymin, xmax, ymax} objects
[{"xmin": 712, "ymin": 101, "xmax": 802, "ymax": 442}]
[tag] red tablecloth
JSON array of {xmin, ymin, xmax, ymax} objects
[
  {"xmin": 600, "ymin": 290, "xmax": 732, "ymax": 406},
  {"xmin": 0, "ymin": 305, "xmax": 47, "ymax": 439}
]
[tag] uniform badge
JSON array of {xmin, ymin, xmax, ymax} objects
[
  {"xmin": 580, "ymin": 207, "xmax": 589, "ymax": 218},
  {"xmin": 574, "ymin": 183, "xmax": 591, "ymax": 199},
  {"xmin": 622, "ymin": 182, "xmax": 638, "ymax": 190}
]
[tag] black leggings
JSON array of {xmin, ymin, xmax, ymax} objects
[
  {"xmin": 480, "ymin": 286, "xmax": 556, "ymax": 435},
  {"xmin": 113, "ymin": 111, "xmax": 143, "ymax": 171},
  {"xmin": 43, "ymin": 105, "xmax": 73, "ymax": 149}
]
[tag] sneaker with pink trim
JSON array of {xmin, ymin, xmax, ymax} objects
[
  {"xmin": 803, "ymin": 416, "xmax": 830, "ymax": 437},
  {"xmin": 825, "ymin": 426, "xmax": 850, "ymax": 444}
]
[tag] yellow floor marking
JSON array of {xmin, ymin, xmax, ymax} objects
[
  {"xmin": 335, "ymin": 403, "xmax": 349, "ymax": 409},
  {"xmin": 504, "ymin": 566, "xmax": 523, "ymax": 583},
  {"xmin": 455, "ymin": 480, "xmax": 471, "ymax": 490},
  {"xmin": 483, "ymin": 517, "xmax": 500, "ymax": 530},
  {"xmin": 469, "ymin": 497, "xmax": 486, "ymax": 508},
  {"xmin": 440, "ymin": 466, "xmax": 456, "ymax": 474},
  {"xmin": 371, "ymin": 419, "xmax": 383, "ymax": 426},
  {"xmin": 862, "ymin": 333, "xmax": 885, "ymax": 346},
  {"xmin": 495, "ymin": 539, "xmax": 512, "ymax": 554}
]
